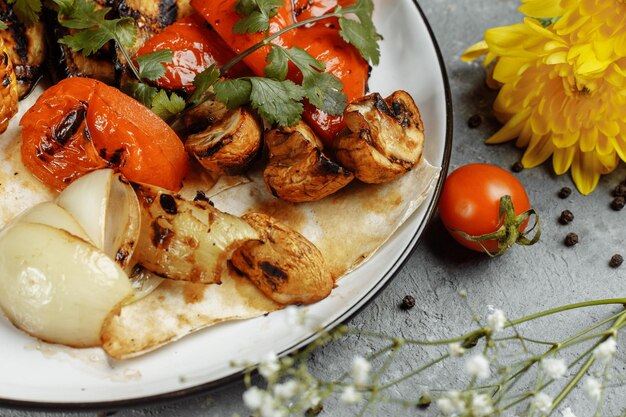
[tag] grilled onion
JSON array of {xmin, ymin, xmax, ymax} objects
[
  {"xmin": 132, "ymin": 183, "xmax": 259, "ymax": 284},
  {"xmin": 56, "ymin": 169, "xmax": 141, "ymax": 271},
  {"xmin": 0, "ymin": 222, "xmax": 132, "ymax": 347}
]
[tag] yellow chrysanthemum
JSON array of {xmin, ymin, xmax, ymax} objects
[{"xmin": 463, "ymin": 0, "xmax": 626, "ymax": 194}]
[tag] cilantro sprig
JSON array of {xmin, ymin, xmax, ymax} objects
[
  {"xmin": 233, "ymin": 0, "xmax": 283, "ymax": 34},
  {"xmin": 7, "ymin": 0, "xmax": 41, "ymax": 25}
]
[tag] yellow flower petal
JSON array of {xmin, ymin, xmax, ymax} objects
[
  {"xmin": 571, "ymin": 151, "xmax": 601, "ymax": 195},
  {"xmin": 522, "ymin": 133, "xmax": 555, "ymax": 167},
  {"xmin": 461, "ymin": 40, "xmax": 489, "ymax": 62},
  {"xmin": 552, "ymin": 146, "xmax": 576, "ymax": 174},
  {"xmin": 519, "ymin": 0, "xmax": 565, "ymax": 19}
]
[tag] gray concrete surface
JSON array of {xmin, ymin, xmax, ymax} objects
[{"xmin": 4, "ymin": 0, "xmax": 626, "ymax": 416}]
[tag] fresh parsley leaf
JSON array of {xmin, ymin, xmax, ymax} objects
[
  {"xmin": 54, "ymin": 0, "xmax": 137, "ymax": 55},
  {"xmin": 264, "ymin": 46, "xmax": 289, "ymax": 80},
  {"xmin": 214, "ymin": 79, "xmax": 253, "ymax": 109},
  {"xmin": 338, "ymin": 0, "xmax": 382, "ymax": 65},
  {"xmin": 151, "ymin": 90, "xmax": 186, "ymax": 120},
  {"xmin": 215, "ymin": 77, "xmax": 304, "ymax": 126},
  {"xmin": 233, "ymin": 0, "xmax": 283, "ymax": 34},
  {"xmin": 0, "ymin": 20, "xmax": 7, "ymax": 30},
  {"xmin": 7, "ymin": 0, "xmax": 41, "ymax": 25},
  {"xmin": 123, "ymin": 82, "xmax": 158, "ymax": 107},
  {"xmin": 136, "ymin": 49, "xmax": 172, "ymax": 81},
  {"xmin": 248, "ymin": 78, "xmax": 304, "ymax": 126},
  {"xmin": 272, "ymin": 46, "xmax": 346, "ymax": 116},
  {"xmin": 189, "ymin": 64, "xmax": 221, "ymax": 105}
]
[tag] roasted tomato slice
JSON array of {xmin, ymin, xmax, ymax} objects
[
  {"xmin": 86, "ymin": 82, "xmax": 189, "ymax": 191},
  {"xmin": 20, "ymin": 78, "xmax": 106, "ymax": 191},
  {"xmin": 191, "ymin": 0, "xmax": 295, "ymax": 76},
  {"xmin": 21, "ymin": 78, "xmax": 189, "ymax": 192},
  {"xmin": 135, "ymin": 15, "xmax": 249, "ymax": 93},
  {"xmin": 292, "ymin": 22, "xmax": 368, "ymax": 145}
]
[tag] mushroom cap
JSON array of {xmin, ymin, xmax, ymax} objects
[
  {"xmin": 230, "ymin": 212, "xmax": 334, "ymax": 305},
  {"xmin": 335, "ymin": 90, "xmax": 425, "ymax": 184},
  {"xmin": 185, "ymin": 107, "xmax": 262, "ymax": 176},
  {"xmin": 264, "ymin": 122, "xmax": 354, "ymax": 202}
]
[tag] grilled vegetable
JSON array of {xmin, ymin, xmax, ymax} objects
[
  {"xmin": 230, "ymin": 213, "xmax": 334, "ymax": 305},
  {"xmin": 0, "ymin": 37, "xmax": 18, "ymax": 133},
  {"xmin": 20, "ymin": 77, "xmax": 189, "ymax": 192},
  {"xmin": 181, "ymin": 97, "xmax": 228, "ymax": 134},
  {"xmin": 0, "ymin": 1, "xmax": 45, "ymax": 98},
  {"xmin": 264, "ymin": 121, "xmax": 353, "ymax": 202},
  {"xmin": 0, "ymin": 215, "xmax": 132, "ymax": 348},
  {"xmin": 115, "ymin": 0, "xmax": 194, "ymax": 83},
  {"xmin": 334, "ymin": 90, "xmax": 425, "ymax": 183},
  {"xmin": 185, "ymin": 106, "xmax": 262, "ymax": 177},
  {"xmin": 293, "ymin": 20, "xmax": 368, "ymax": 146},
  {"xmin": 132, "ymin": 183, "xmax": 260, "ymax": 284}
]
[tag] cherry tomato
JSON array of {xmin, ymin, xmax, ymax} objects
[
  {"xmin": 135, "ymin": 15, "xmax": 249, "ymax": 93},
  {"xmin": 20, "ymin": 77, "xmax": 189, "ymax": 192},
  {"xmin": 191, "ymin": 0, "xmax": 295, "ymax": 76},
  {"xmin": 438, "ymin": 164, "xmax": 532, "ymax": 253}
]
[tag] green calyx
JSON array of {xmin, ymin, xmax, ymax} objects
[{"xmin": 453, "ymin": 195, "xmax": 541, "ymax": 257}]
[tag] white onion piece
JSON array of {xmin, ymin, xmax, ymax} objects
[
  {"xmin": 127, "ymin": 266, "xmax": 165, "ymax": 304},
  {"xmin": 0, "ymin": 222, "xmax": 132, "ymax": 347},
  {"xmin": 15, "ymin": 202, "xmax": 91, "ymax": 242},
  {"xmin": 56, "ymin": 169, "xmax": 141, "ymax": 270}
]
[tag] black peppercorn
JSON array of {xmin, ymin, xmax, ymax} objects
[
  {"xmin": 610, "ymin": 254, "xmax": 624, "ymax": 268},
  {"xmin": 558, "ymin": 187, "xmax": 572, "ymax": 199},
  {"xmin": 511, "ymin": 162, "xmax": 524, "ymax": 173},
  {"xmin": 558, "ymin": 210, "xmax": 574, "ymax": 225},
  {"xmin": 564, "ymin": 232, "xmax": 579, "ymax": 247},
  {"xmin": 401, "ymin": 295, "xmax": 416, "ymax": 310},
  {"xmin": 467, "ymin": 114, "xmax": 483, "ymax": 129},
  {"xmin": 613, "ymin": 184, "xmax": 626, "ymax": 198},
  {"xmin": 306, "ymin": 404, "xmax": 324, "ymax": 416},
  {"xmin": 611, "ymin": 196, "xmax": 625, "ymax": 211}
]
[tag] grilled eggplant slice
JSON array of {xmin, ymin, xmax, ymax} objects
[
  {"xmin": 264, "ymin": 122, "xmax": 354, "ymax": 202},
  {"xmin": 0, "ymin": 37, "xmax": 18, "ymax": 133},
  {"xmin": 334, "ymin": 90, "xmax": 425, "ymax": 184},
  {"xmin": 185, "ymin": 107, "xmax": 262, "ymax": 177},
  {"xmin": 0, "ymin": 2, "xmax": 45, "ymax": 99},
  {"xmin": 230, "ymin": 213, "xmax": 334, "ymax": 305}
]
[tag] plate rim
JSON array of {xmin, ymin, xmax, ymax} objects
[{"xmin": 0, "ymin": 0, "xmax": 453, "ymax": 411}]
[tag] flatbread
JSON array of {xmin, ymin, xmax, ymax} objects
[{"xmin": 0, "ymin": 85, "xmax": 441, "ymax": 359}]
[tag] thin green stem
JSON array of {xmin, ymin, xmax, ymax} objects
[
  {"xmin": 378, "ymin": 354, "xmax": 449, "ymax": 390},
  {"xmin": 507, "ymin": 299, "xmax": 626, "ymax": 328}
]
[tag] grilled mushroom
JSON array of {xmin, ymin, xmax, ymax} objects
[
  {"xmin": 334, "ymin": 90, "xmax": 425, "ymax": 184},
  {"xmin": 264, "ymin": 122, "xmax": 353, "ymax": 202},
  {"xmin": 230, "ymin": 213, "xmax": 334, "ymax": 305},
  {"xmin": 185, "ymin": 107, "xmax": 262, "ymax": 176},
  {"xmin": 181, "ymin": 98, "xmax": 228, "ymax": 135}
]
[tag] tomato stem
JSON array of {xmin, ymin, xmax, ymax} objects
[{"xmin": 450, "ymin": 195, "xmax": 541, "ymax": 257}]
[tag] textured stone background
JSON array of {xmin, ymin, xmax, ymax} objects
[{"xmin": 4, "ymin": 0, "xmax": 626, "ymax": 416}]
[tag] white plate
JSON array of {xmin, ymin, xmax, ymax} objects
[{"xmin": 0, "ymin": 0, "xmax": 452, "ymax": 409}]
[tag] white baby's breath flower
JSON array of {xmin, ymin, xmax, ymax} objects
[
  {"xmin": 471, "ymin": 393, "xmax": 494, "ymax": 417},
  {"xmin": 532, "ymin": 392, "xmax": 553, "ymax": 414},
  {"xmin": 350, "ymin": 356, "xmax": 372, "ymax": 386},
  {"xmin": 594, "ymin": 337, "xmax": 617, "ymax": 364},
  {"xmin": 243, "ymin": 386, "xmax": 266, "ymax": 410},
  {"xmin": 285, "ymin": 306, "xmax": 308, "ymax": 329},
  {"xmin": 273, "ymin": 379, "xmax": 300, "ymax": 400},
  {"xmin": 259, "ymin": 395, "xmax": 286, "ymax": 417},
  {"xmin": 487, "ymin": 309, "xmax": 506, "ymax": 333},
  {"xmin": 541, "ymin": 358, "xmax": 567, "ymax": 380},
  {"xmin": 340, "ymin": 385, "xmax": 362, "ymax": 404},
  {"xmin": 436, "ymin": 391, "xmax": 465, "ymax": 416},
  {"xmin": 259, "ymin": 352, "xmax": 281, "ymax": 379},
  {"xmin": 466, "ymin": 354, "xmax": 491, "ymax": 380},
  {"xmin": 583, "ymin": 376, "xmax": 602, "ymax": 401},
  {"xmin": 448, "ymin": 343, "xmax": 466, "ymax": 357},
  {"xmin": 561, "ymin": 407, "xmax": 577, "ymax": 417}
]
